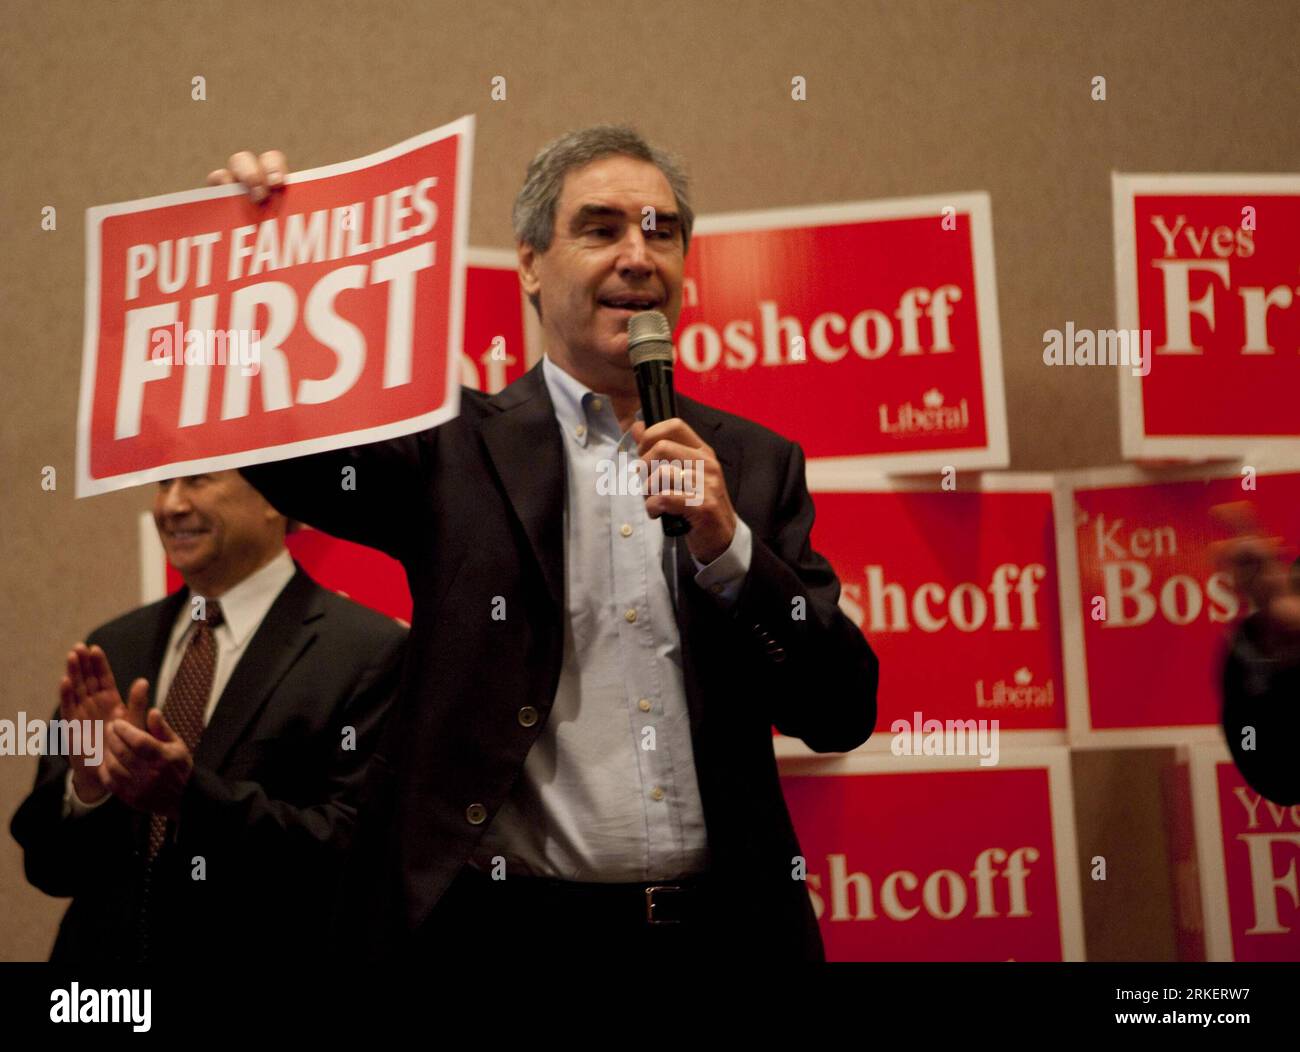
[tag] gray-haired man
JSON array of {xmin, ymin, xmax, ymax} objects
[{"xmin": 212, "ymin": 126, "xmax": 879, "ymax": 962}]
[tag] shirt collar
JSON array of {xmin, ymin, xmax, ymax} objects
[
  {"xmin": 178, "ymin": 548, "xmax": 296, "ymax": 651},
  {"xmin": 541, "ymin": 354, "xmax": 638, "ymax": 448}
]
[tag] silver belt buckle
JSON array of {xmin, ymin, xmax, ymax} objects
[{"xmin": 644, "ymin": 883, "xmax": 685, "ymax": 925}]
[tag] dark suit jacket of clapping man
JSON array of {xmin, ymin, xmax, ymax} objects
[{"xmin": 11, "ymin": 472, "xmax": 406, "ymax": 964}]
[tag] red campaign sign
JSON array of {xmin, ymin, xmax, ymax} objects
[
  {"xmin": 1191, "ymin": 745, "xmax": 1300, "ymax": 962},
  {"xmin": 780, "ymin": 752, "xmax": 1082, "ymax": 960},
  {"xmin": 459, "ymin": 248, "xmax": 536, "ymax": 395},
  {"xmin": 77, "ymin": 117, "xmax": 475, "ymax": 496},
  {"xmin": 148, "ymin": 246, "xmax": 526, "ymax": 618},
  {"xmin": 672, "ymin": 197, "xmax": 1008, "ymax": 476},
  {"xmin": 1057, "ymin": 466, "xmax": 1300, "ymax": 744},
  {"xmin": 163, "ymin": 526, "xmax": 412, "ymax": 624},
  {"xmin": 1114, "ymin": 174, "xmax": 1300, "ymax": 459},
  {"xmin": 810, "ymin": 482, "xmax": 1066, "ymax": 734}
]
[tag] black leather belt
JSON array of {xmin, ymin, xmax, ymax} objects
[{"xmin": 462, "ymin": 867, "xmax": 714, "ymax": 926}]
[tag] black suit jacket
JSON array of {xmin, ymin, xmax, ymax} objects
[
  {"xmin": 11, "ymin": 563, "xmax": 406, "ymax": 964},
  {"xmin": 240, "ymin": 363, "xmax": 879, "ymax": 961},
  {"xmin": 1222, "ymin": 605, "xmax": 1300, "ymax": 806}
]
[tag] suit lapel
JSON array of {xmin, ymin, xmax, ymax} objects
[
  {"xmin": 672, "ymin": 395, "xmax": 743, "ymax": 583},
  {"xmin": 141, "ymin": 590, "xmax": 190, "ymax": 692},
  {"xmin": 192, "ymin": 567, "xmax": 324, "ymax": 769},
  {"xmin": 669, "ymin": 396, "xmax": 743, "ymax": 741},
  {"xmin": 481, "ymin": 364, "xmax": 566, "ymax": 612}
]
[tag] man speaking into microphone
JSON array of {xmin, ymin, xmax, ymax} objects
[{"xmin": 215, "ymin": 125, "xmax": 879, "ymax": 962}]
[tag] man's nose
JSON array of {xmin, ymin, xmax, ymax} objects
[
  {"xmin": 158, "ymin": 481, "xmax": 192, "ymax": 515},
  {"xmin": 615, "ymin": 228, "xmax": 655, "ymax": 275}
]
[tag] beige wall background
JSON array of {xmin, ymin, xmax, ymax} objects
[{"xmin": 2, "ymin": 0, "xmax": 1295, "ymax": 960}]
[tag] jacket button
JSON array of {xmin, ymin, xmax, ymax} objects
[
  {"xmin": 466, "ymin": 803, "xmax": 487, "ymax": 825},
  {"xmin": 517, "ymin": 705, "xmax": 539, "ymax": 727}
]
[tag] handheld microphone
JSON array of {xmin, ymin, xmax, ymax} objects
[{"xmin": 627, "ymin": 310, "xmax": 691, "ymax": 538}]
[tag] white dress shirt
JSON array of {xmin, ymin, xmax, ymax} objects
[{"xmin": 470, "ymin": 357, "xmax": 752, "ymax": 881}]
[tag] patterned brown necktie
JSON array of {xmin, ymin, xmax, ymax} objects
[{"xmin": 146, "ymin": 599, "xmax": 224, "ymax": 859}]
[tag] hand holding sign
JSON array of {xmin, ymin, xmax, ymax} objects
[{"xmin": 207, "ymin": 150, "xmax": 288, "ymax": 203}]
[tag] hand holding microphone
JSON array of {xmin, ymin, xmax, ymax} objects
[{"xmin": 627, "ymin": 310, "xmax": 738, "ymax": 564}]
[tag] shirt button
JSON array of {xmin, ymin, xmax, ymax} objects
[
  {"xmin": 624, "ymin": 608, "xmax": 638, "ymax": 623},
  {"xmin": 591, "ymin": 398, "xmax": 604, "ymax": 412},
  {"xmin": 575, "ymin": 424, "xmax": 587, "ymax": 438},
  {"xmin": 517, "ymin": 705, "xmax": 539, "ymax": 727},
  {"xmin": 619, "ymin": 523, "xmax": 633, "ymax": 538},
  {"xmin": 638, "ymin": 698, "xmax": 652, "ymax": 712},
  {"xmin": 466, "ymin": 803, "xmax": 487, "ymax": 825},
  {"xmin": 649, "ymin": 787, "xmax": 665, "ymax": 802},
  {"xmin": 711, "ymin": 583, "xmax": 726, "ymax": 594}
]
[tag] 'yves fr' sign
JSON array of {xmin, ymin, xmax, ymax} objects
[{"xmin": 1113, "ymin": 173, "xmax": 1300, "ymax": 460}]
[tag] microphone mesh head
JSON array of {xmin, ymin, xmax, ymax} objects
[{"xmin": 626, "ymin": 310, "xmax": 674, "ymax": 365}]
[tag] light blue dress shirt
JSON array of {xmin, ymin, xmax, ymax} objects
[{"xmin": 471, "ymin": 356, "xmax": 752, "ymax": 882}]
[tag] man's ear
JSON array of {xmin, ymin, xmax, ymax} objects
[{"xmin": 517, "ymin": 241, "xmax": 540, "ymax": 301}]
